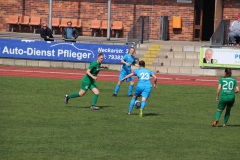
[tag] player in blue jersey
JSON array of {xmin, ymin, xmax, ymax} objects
[
  {"xmin": 120, "ymin": 60, "xmax": 157, "ymax": 117},
  {"xmin": 113, "ymin": 47, "xmax": 139, "ymax": 97}
]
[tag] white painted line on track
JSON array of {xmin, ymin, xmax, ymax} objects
[{"xmin": 1, "ymin": 68, "xmax": 239, "ymax": 83}]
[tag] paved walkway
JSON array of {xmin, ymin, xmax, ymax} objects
[{"xmin": 0, "ymin": 31, "xmax": 210, "ymax": 47}]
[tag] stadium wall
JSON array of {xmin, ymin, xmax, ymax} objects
[{"xmin": 0, "ymin": 0, "xmax": 239, "ymax": 41}]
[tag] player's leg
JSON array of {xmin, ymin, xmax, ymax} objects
[
  {"xmin": 128, "ymin": 95, "xmax": 137, "ymax": 114},
  {"xmin": 113, "ymin": 72, "xmax": 125, "ymax": 96},
  {"xmin": 128, "ymin": 86, "xmax": 141, "ymax": 114},
  {"xmin": 113, "ymin": 80, "xmax": 122, "ymax": 96},
  {"xmin": 212, "ymin": 97, "xmax": 226, "ymax": 127},
  {"xmin": 223, "ymin": 97, "xmax": 235, "ymax": 126},
  {"xmin": 90, "ymin": 82, "xmax": 100, "ymax": 110},
  {"xmin": 64, "ymin": 80, "xmax": 88, "ymax": 104},
  {"xmin": 223, "ymin": 107, "xmax": 231, "ymax": 127},
  {"xmin": 127, "ymin": 78, "xmax": 134, "ymax": 97},
  {"xmin": 139, "ymin": 87, "xmax": 152, "ymax": 117}
]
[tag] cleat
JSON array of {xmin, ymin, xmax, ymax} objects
[
  {"xmin": 64, "ymin": 95, "xmax": 69, "ymax": 104},
  {"xmin": 112, "ymin": 94, "xmax": 117, "ymax": 97},
  {"xmin": 90, "ymin": 106, "xmax": 100, "ymax": 110},
  {"xmin": 127, "ymin": 94, "xmax": 132, "ymax": 97},
  {"xmin": 140, "ymin": 109, "xmax": 143, "ymax": 117},
  {"xmin": 212, "ymin": 121, "xmax": 218, "ymax": 127},
  {"xmin": 223, "ymin": 124, "xmax": 227, "ymax": 127},
  {"xmin": 127, "ymin": 112, "xmax": 131, "ymax": 115}
]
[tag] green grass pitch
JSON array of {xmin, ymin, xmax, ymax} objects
[{"xmin": 0, "ymin": 76, "xmax": 240, "ymax": 160}]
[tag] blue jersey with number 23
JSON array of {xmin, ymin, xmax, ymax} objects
[{"xmin": 134, "ymin": 67, "xmax": 154, "ymax": 88}]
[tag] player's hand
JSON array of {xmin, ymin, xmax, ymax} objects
[
  {"xmin": 62, "ymin": 37, "xmax": 65, "ymax": 40},
  {"xmin": 216, "ymin": 97, "xmax": 219, "ymax": 101},
  {"xmin": 93, "ymin": 76, "xmax": 97, "ymax": 80},
  {"xmin": 102, "ymin": 66, "xmax": 108, "ymax": 69},
  {"xmin": 126, "ymin": 63, "xmax": 131, "ymax": 66},
  {"xmin": 154, "ymin": 84, "xmax": 157, "ymax": 89}
]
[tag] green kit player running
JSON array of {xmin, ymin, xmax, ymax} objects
[
  {"xmin": 64, "ymin": 53, "xmax": 105, "ymax": 110},
  {"xmin": 212, "ymin": 68, "xmax": 239, "ymax": 127}
]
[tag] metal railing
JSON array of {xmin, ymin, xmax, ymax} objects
[
  {"xmin": 210, "ymin": 20, "xmax": 230, "ymax": 46},
  {"xmin": 126, "ymin": 16, "xmax": 149, "ymax": 45}
]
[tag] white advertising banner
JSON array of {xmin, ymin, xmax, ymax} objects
[{"xmin": 200, "ymin": 47, "xmax": 240, "ymax": 69}]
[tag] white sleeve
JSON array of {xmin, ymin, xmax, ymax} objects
[{"xmin": 229, "ymin": 21, "xmax": 236, "ymax": 30}]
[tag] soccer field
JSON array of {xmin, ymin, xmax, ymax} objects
[{"xmin": 0, "ymin": 76, "xmax": 240, "ymax": 160}]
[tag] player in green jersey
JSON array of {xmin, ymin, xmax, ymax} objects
[
  {"xmin": 212, "ymin": 68, "xmax": 239, "ymax": 127},
  {"xmin": 64, "ymin": 53, "xmax": 105, "ymax": 110}
]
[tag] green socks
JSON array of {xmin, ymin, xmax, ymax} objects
[
  {"xmin": 68, "ymin": 92, "xmax": 80, "ymax": 99},
  {"xmin": 67, "ymin": 92, "xmax": 99, "ymax": 106},
  {"xmin": 92, "ymin": 94, "xmax": 99, "ymax": 106},
  {"xmin": 215, "ymin": 110, "xmax": 222, "ymax": 121},
  {"xmin": 223, "ymin": 109, "xmax": 231, "ymax": 125}
]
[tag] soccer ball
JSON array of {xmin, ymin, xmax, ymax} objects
[{"xmin": 135, "ymin": 100, "xmax": 141, "ymax": 109}]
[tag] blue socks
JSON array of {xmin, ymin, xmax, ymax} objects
[
  {"xmin": 114, "ymin": 84, "xmax": 120, "ymax": 94},
  {"xmin": 128, "ymin": 98, "xmax": 136, "ymax": 113},
  {"xmin": 114, "ymin": 84, "xmax": 133, "ymax": 95},
  {"xmin": 140, "ymin": 101, "xmax": 146, "ymax": 110},
  {"xmin": 129, "ymin": 100, "xmax": 146, "ymax": 113},
  {"xmin": 128, "ymin": 85, "xmax": 133, "ymax": 96}
]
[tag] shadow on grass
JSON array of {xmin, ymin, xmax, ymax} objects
[
  {"xmin": 129, "ymin": 113, "xmax": 159, "ymax": 116},
  {"xmin": 144, "ymin": 113, "xmax": 159, "ymax": 116},
  {"xmin": 66, "ymin": 105, "xmax": 114, "ymax": 109},
  {"xmin": 218, "ymin": 124, "xmax": 240, "ymax": 127},
  {"xmin": 112, "ymin": 95, "xmax": 133, "ymax": 98}
]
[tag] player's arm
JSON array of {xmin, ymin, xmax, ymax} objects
[
  {"xmin": 120, "ymin": 72, "xmax": 134, "ymax": 82},
  {"xmin": 121, "ymin": 59, "xmax": 130, "ymax": 66},
  {"xmin": 86, "ymin": 69, "xmax": 97, "ymax": 80},
  {"xmin": 100, "ymin": 66, "xmax": 108, "ymax": 69},
  {"xmin": 152, "ymin": 74, "xmax": 158, "ymax": 88},
  {"xmin": 216, "ymin": 84, "xmax": 221, "ymax": 101},
  {"xmin": 132, "ymin": 58, "xmax": 139, "ymax": 67},
  {"xmin": 235, "ymin": 86, "xmax": 239, "ymax": 93},
  {"xmin": 134, "ymin": 63, "xmax": 139, "ymax": 67}
]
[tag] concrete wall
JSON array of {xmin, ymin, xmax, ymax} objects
[{"xmin": 0, "ymin": 58, "xmax": 122, "ymax": 71}]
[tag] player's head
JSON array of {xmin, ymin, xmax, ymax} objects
[
  {"xmin": 129, "ymin": 47, "xmax": 135, "ymax": 55},
  {"xmin": 139, "ymin": 60, "xmax": 145, "ymax": 67},
  {"xmin": 97, "ymin": 52, "xmax": 104, "ymax": 63},
  {"xmin": 205, "ymin": 48, "xmax": 213, "ymax": 61},
  {"xmin": 224, "ymin": 68, "xmax": 232, "ymax": 78}
]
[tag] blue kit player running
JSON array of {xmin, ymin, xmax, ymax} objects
[
  {"xmin": 120, "ymin": 60, "xmax": 157, "ymax": 117},
  {"xmin": 113, "ymin": 47, "xmax": 139, "ymax": 97}
]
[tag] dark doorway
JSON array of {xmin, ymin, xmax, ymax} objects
[{"xmin": 201, "ymin": 0, "xmax": 215, "ymax": 41}]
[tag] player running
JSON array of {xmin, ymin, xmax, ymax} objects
[
  {"xmin": 212, "ymin": 68, "xmax": 239, "ymax": 127},
  {"xmin": 64, "ymin": 53, "xmax": 105, "ymax": 110},
  {"xmin": 120, "ymin": 60, "xmax": 157, "ymax": 117},
  {"xmin": 113, "ymin": 47, "xmax": 139, "ymax": 97}
]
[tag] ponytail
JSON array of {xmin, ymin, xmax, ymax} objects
[{"xmin": 224, "ymin": 68, "xmax": 232, "ymax": 78}]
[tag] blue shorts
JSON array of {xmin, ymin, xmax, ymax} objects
[
  {"xmin": 118, "ymin": 70, "xmax": 134, "ymax": 82},
  {"xmin": 134, "ymin": 86, "xmax": 152, "ymax": 99}
]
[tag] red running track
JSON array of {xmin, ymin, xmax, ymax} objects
[{"xmin": 1, "ymin": 66, "xmax": 239, "ymax": 87}]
